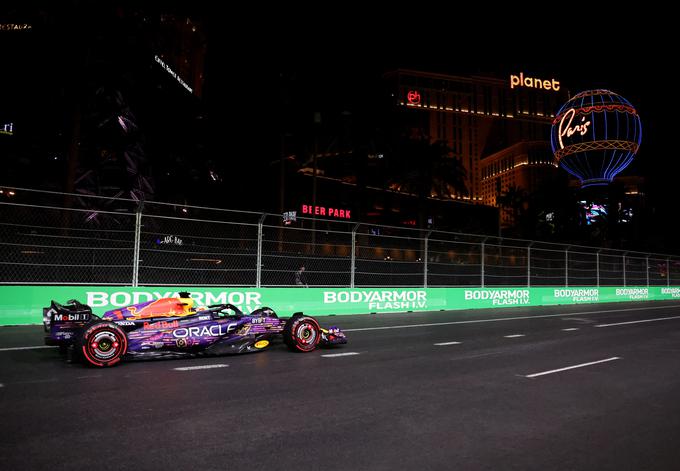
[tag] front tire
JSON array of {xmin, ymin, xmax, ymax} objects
[
  {"xmin": 79, "ymin": 321, "xmax": 128, "ymax": 367},
  {"xmin": 283, "ymin": 315, "xmax": 321, "ymax": 352}
]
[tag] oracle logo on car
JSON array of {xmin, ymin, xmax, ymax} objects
[{"xmin": 172, "ymin": 324, "xmax": 238, "ymax": 338}]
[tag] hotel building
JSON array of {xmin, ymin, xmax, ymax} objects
[{"xmin": 384, "ymin": 69, "xmax": 568, "ymax": 205}]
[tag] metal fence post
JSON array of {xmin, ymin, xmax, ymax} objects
[
  {"xmin": 565, "ymin": 247, "xmax": 569, "ymax": 287},
  {"xmin": 527, "ymin": 242, "xmax": 533, "ymax": 287},
  {"xmin": 596, "ymin": 250, "xmax": 600, "ymax": 287},
  {"xmin": 424, "ymin": 231, "xmax": 432, "ymax": 288},
  {"xmin": 623, "ymin": 253, "xmax": 627, "ymax": 287},
  {"xmin": 256, "ymin": 214, "xmax": 266, "ymax": 288},
  {"xmin": 350, "ymin": 224, "xmax": 359, "ymax": 288},
  {"xmin": 646, "ymin": 255, "xmax": 650, "ymax": 287},
  {"xmin": 132, "ymin": 205, "xmax": 142, "ymax": 287},
  {"xmin": 481, "ymin": 238, "xmax": 486, "ymax": 288}
]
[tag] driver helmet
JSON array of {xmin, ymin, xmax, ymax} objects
[{"xmin": 178, "ymin": 291, "xmax": 194, "ymax": 312}]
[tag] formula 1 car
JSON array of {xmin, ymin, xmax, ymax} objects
[{"xmin": 43, "ymin": 292, "xmax": 347, "ymax": 367}]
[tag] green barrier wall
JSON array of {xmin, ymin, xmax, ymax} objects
[{"xmin": 2, "ymin": 285, "xmax": 680, "ymax": 326}]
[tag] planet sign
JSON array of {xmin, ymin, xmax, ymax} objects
[{"xmin": 550, "ymin": 89, "xmax": 641, "ymax": 187}]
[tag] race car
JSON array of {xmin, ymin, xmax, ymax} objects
[{"xmin": 43, "ymin": 292, "xmax": 347, "ymax": 367}]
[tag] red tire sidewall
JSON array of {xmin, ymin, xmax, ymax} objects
[
  {"xmin": 81, "ymin": 323, "xmax": 128, "ymax": 367},
  {"xmin": 291, "ymin": 317, "xmax": 320, "ymax": 352}
]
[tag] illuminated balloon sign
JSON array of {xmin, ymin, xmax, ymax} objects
[{"xmin": 550, "ymin": 90, "xmax": 641, "ymax": 187}]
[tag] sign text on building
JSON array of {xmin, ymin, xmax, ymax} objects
[
  {"xmin": 301, "ymin": 205, "xmax": 351, "ymax": 219},
  {"xmin": 510, "ymin": 72, "xmax": 560, "ymax": 91}
]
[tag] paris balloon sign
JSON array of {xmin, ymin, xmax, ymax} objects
[{"xmin": 550, "ymin": 90, "xmax": 641, "ymax": 187}]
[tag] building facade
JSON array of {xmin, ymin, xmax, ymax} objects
[
  {"xmin": 480, "ymin": 141, "xmax": 558, "ymax": 226},
  {"xmin": 384, "ymin": 69, "xmax": 568, "ymax": 202}
]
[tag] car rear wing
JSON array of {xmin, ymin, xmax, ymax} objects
[{"xmin": 43, "ymin": 299, "xmax": 94, "ymax": 332}]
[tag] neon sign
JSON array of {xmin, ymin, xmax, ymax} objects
[
  {"xmin": 557, "ymin": 108, "xmax": 591, "ymax": 150},
  {"xmin": 154, "ymin": 55, "xmax": 193, "ymax": 94},
  {"xmin": 0, "ymin": 24, "xmax": 32, "ymax": 31},
  {"xmin": 407, "ymin": 90, "xmax": 421, "ymax": 105},
  {"xmin": 301, "ymin": 205, "xmax": 351, "ymax": 219},
  {"xmin": 510, "ymin": 73, "xmax": 560, "ymax": 91},
  {"xmin": 550, "ymin": 90, "xmax": 641, "ymax": 187}
]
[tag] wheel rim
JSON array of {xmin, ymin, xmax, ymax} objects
[
  {"xmin": 86, "ymin": 330, "xmax": 123, "ymax": 362},
  {"xmin": 296, "ymin": 322, "xmax": 318, "ymax": 347}
]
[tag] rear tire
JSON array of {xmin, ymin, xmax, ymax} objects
[
  {"xmin": 283, "ymin": 315, "xmax": 321, "ymax": 352},
  {"xmin": 79, "ymin": 321, "xmax": 128, "ymax": 367}
]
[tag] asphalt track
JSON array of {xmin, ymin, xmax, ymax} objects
[{"xmin": 2, "ymin": 301, "xmax": 680, "ymax": 470}]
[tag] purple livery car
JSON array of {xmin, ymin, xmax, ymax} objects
[{"xmin": 43, "ymin": 292, "xmax": 347, "ymax": 367}]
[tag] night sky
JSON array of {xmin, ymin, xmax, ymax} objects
[{"xmin": 1, "ymin": 3, "xmax": 674, "ymax": 243}]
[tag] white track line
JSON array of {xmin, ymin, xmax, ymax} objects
[
  {"xmin": 321, "ymin": 352, "xmax": 360, "ymax": 358},
  {"xmin": 504, "ymin": 334, "xmax": 525, "ymax": 338},
  {"xmin": 0, "ymin": 345, "xmax": 54, "ymax": 352},
  {"xmin": 525, "ymin": 357, "xmax": 621, "ymax": 378},
  {"xmin": 343, "ymin": 305, "xmax": 680, "ymax": 333},
  {"xmin": 562, "ymin": 328, "xmax": 580, "ymax": 331},
  {"xmin": 173, "ymin": 364, "xmax": 229, "ymax": 371},
  {"xmin": 434, "ymin": 341, "xmax": 461, "ymax": 346},
  {"xmin": 595, "ymin": 315, "xmax": 680, "ymax": 327}
]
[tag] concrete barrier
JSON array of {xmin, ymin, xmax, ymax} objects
[{"xmin": 2, "ymin": 285, "xmax": 680, "ymax": 326}]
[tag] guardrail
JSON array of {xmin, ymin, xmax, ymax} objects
[{"xmin": 1, "ymin": 187, "xmax": 678, "ymax": 287}]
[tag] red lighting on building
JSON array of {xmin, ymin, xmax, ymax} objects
[{"xmin": 407, "ymin": 90, "xmax": 421, "ymax": 105}]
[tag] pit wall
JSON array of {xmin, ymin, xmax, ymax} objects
[{"xmin": 1, "ymin": 286, "xmax": 680, "ymax": 326}]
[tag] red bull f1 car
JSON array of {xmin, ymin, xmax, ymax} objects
[{"xmin": 43, "ymin": 292, "xmax": 347, "ymax": 367}]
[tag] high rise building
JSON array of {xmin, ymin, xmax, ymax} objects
[
  {"xmin": 480, "ymin": 141, "xmax": 558, "ymax": 226},
  {"xmin": 384, "ymin": 69, "xmax": 568, "ymax": 202}
]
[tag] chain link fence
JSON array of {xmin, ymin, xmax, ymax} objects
[
  {"xmin": 1, "ymin": 187, "xmax": 679, "ymax": 287},
  {"xmin": 0, "ymin": 199, "xmax": 136, "ymax": 285}
]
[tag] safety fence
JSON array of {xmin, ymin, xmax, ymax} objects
[{"xmin": 1, "ymin": 187, "xmax": 679, "ymax": 287}]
